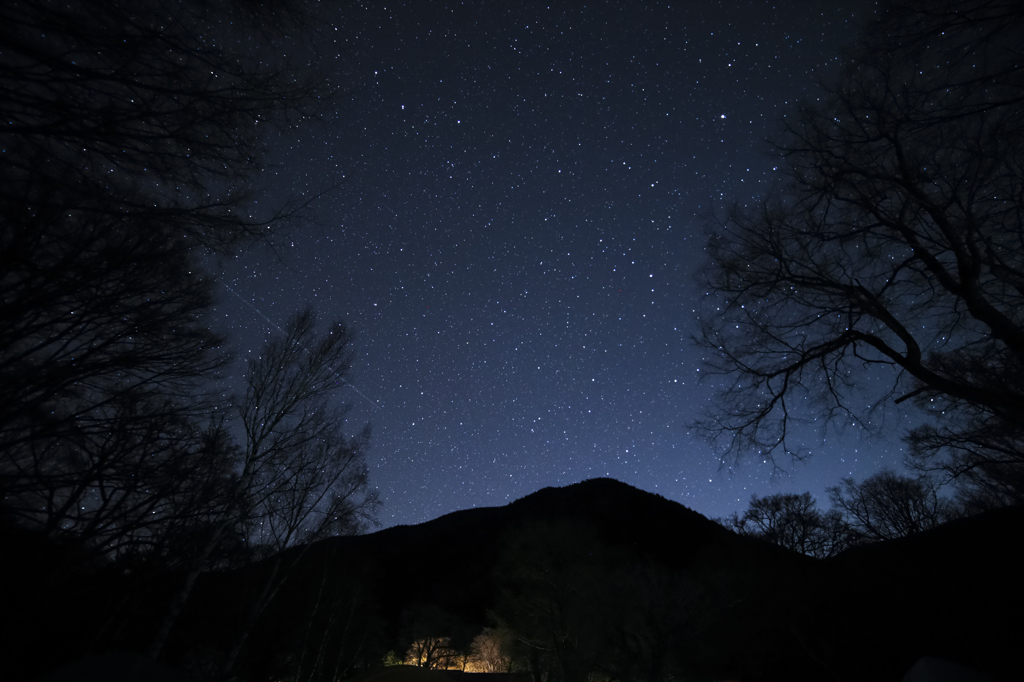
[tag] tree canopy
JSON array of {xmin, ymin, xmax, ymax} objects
[
  {"xmin": 723, "ymin": 492, "xmax": 853, "ymax": 558},
  {"xmin": 827, "ymin": 470, "xmax": 957, "ymax": 541},
  {"xmin": 696, "ymin": 0, "xmax": 1024, "ymax": 503},
  {"xmin": 0, "ymin": 4, "xmax": 377, "ymax": 673},
  {"xmin": 0, "ymin": 0, "xmax": 342, "ymax": 556}
]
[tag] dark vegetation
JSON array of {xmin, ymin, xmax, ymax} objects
[
  {"xmin": 11, "ymin": 478, "xmax": 1023, "ymax": 682},
  {"xmin": 695, "ymin": 0, "xmax": 1024, "ymax": 510},
  {"xmin": 0, "ymin": 0, "xmax": 377, "ymax": 679},
  {"xmin": 2, "ymin": 0, "xmax": 1023, "ymax": 681},
  {"xmin": 720, "ymin": 470, "xmax": 963, "ymax": 557}
]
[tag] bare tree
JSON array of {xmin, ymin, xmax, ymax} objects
[
  {"xmin": 0, "ymin": 0, "xmax": 340, "ymax": 556},
  {"xmin": 0, "ymin": 201, "xmax": 230, "ymax": 554},
  {"xmin": 149, "ymin": 309, "xmax": 379, "ymax": 661},
  {"xmin": 235, "ymin": 310, "xmax": 378, "ymax": 561},
  {"xmin": 724, "ymin": 492, "xmax": 855, "ymax": 558},
  {"xmin": 401, "ymin": 604, "xmax": 472, "ymax": 671},
  {"xmin": 494, "ymin": 521, "xmax": 615, "ymax": 682},
  {"xmin": 217, "ymin": 310, "xmax": 379, "ymax": 676},
  {"xmin": 406, "ymin": 637, "xmax": 460, "ymax": 671},
  {"xmin": 694, "ymin": 0, "xmax": 1024, "ymax": 499},
  {"xmin": 827, "ymin": 470, "xmax": 958, "ymax": 541},
  {"xmin": 0, "ymin": 0, "xmax": 332, "ymax": 236},
  {"xmin": 0, "ymin": 3, "xmax": 373, "ymax": 671},
  {"xmin": 470, "ymin": 627, "xmax": 518, "ymax": 673},
  {"xmin": 604, "ymin": 563, "xmax": 697, "ymax": 682}
]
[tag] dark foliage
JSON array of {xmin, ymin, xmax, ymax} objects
[{"xmin": 10, "ymin": 477, "xmax": 1020, "ymax": 682}]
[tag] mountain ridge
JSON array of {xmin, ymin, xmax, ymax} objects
[
  {"xmin": 183, "ymin": 477, "xmax": 1023, "ymax": 682},
  {"xmin": 323, "ymin": 477, "xmax": 750, "ymax": 572},
  {"xmin": 295, "ymin": 476, "xmax": 800, "ymax": 637}
]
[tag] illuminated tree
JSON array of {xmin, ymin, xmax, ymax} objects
[
  {"xmin": 695, "ymin": 0, "xmax": 1024, "ymax": 500},
  {"xmin": 400, "ymin": 604, "xmax": 471, "ymax": 671},
  {"xmin": 470, "ymin": 627, "xmax": 518, "ymax": 673},
  {"xmin": 406, "ymin": 637, "xmax": 459, "ymax": 670}
]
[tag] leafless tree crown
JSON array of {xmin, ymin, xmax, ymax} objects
[{"xmin": 695, "ymin": 0, "xmax": 1024, "ymax": 502}]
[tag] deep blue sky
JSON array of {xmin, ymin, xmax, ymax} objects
[{"xmin": 216, "ymin": 0, "xmax": 910, "ymax": 528}]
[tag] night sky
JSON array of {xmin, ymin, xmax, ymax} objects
[{"xmin": 216, "ymin": 0, "xmax": 908, "ymax": 529}]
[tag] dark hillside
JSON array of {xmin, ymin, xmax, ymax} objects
[
  {"xmin": 189, "ymin": 479, "xmax": 817, "ymax": 682},
  {"xmin": 299, "ymin": 475, "xmax": 770, "ymax": 622},
  {"xmin": 19, "ymin": 478, "xmax": 1019, "ymax": 682},
  {"xmin": 808, "ymin": 504, "xmax": 1024, "ymax": 682},
  {"xmin": 300, "ymin": 478, "xmax": 799, "ymax": 627},
  {"xmin": 274, "ymin": 480, "xmax": 1022, "ymax": 682}
]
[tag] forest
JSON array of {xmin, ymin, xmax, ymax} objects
[{"xmin": 1, "ymin": 0, "xmax": 1022, "ymax": 681}]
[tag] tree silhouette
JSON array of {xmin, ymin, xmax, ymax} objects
[
  {"xmin": 827, "ymin": 470, "xmax": 958, "ymax": 541},
  {"xmin": 0, "ymin": 0, "xmax": 338, "ymax": 556},
  {"xmin": 0, "ymin": 1, "xmax": 371, "ymax": 673},
  {"xmin": 0, "ymin": 0, "xmax": 330, "ymax": 232},
  {"xmin": 724, "ymin": 492, "xmax": 854, "ymax": 558},
  {"xmin": 0, "ymin": 203, "xmax": 230, "ymax": 556},
  {"xmin": 494, "ymin": 520, "xmax": 616, "ymax": 682},
  {"xmin": 399, "ymin": 604, "xmax": 475, "ymax": 671},
  {"xmin": 603, "ymin": 563, "xmax": 697, "ymax": 682},
  {"xmin": 149, "ymin": 309, "xmax": 378, "ymax": 661},
  {"xmin": 695, "ymin": 0, "xmax": 1024, "ymax": 500}
]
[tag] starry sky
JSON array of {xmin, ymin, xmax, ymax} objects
[{"xmin": 215, "ymin": 0, "xmax": 910, "ymax": 529}]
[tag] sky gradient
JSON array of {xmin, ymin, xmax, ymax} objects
[{"xmin": 215, "ymin": 0, "xmax": 911, "ymax": 528}]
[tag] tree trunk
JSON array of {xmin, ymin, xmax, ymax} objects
[
  {"xmin": 146, "ymin": 564, "xmax": 203, "ymax": 659},
  {"xmin": 147, "ymin": 506, "xmax": 239, "ymax": 659},
  {"xmin": 218, "ymin": 556, "xmax": 284, "ymax": 677}
]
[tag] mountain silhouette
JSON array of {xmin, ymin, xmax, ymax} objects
[
  {"xmin": 161, "ymin": 478, "xmax": 1024, "ymax": 682},
  {"xmin": 303, "ymin": 478, "xmax": 795, "ymax": 624},
  {"xmin": 237, "ymin": 475, "xmax": 1015, "ymax": 679}
]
